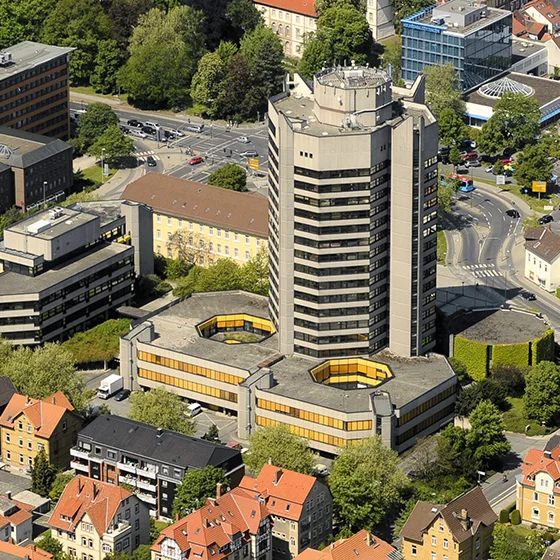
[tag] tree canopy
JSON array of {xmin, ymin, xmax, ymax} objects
[
  {"xmin": 424, "ymin": 64, "xmax": 465, "ymax": 120},
  {"xmin": 208, "ymin": 163, "xmax": 248, "ymax": 191},
  {"xmin": 77, "ymin": 103, "xmax": 119, "ymax": 151},
  {"xmin": 62, "ymin": 319, "xmax": 132, "ymax": 367},
  {"xmin": 490, "ymin": 524, "xmax": 545, "ymax": 560},
  {"xmin": 438, "ymin": 108, "xmax": 465, "ymax": 147},
  {"xmin": 128, "ymin": 387, "xmax": 196, "ymax": 435},
  {"xmin": 329, "ymin": 437, "xmax": 408, "ymax": 532},
  {"xmin": 524, "ymin": 361, "xmax": 560, "ymax": 424},
  {"xmin": 31, "ymin": 449, "xmax": 58, "ymax": 497},
  {"xmin": 299, "ymin": 3, "xmax": 374, "ymax": 79},
  {"xmin": 514, "ymin": 143, "xmax": 554, "ymax": 189},
  {"xmin": 89, "ymin": 125, "xmax": 135, "ymax": 162},
  {"xmin": 244, "ymin": 424, "xmax": 317, "ymax": 475},
  {"xmin": 173, "ymin": 466, "xmax": 229, "ymax": 517}
]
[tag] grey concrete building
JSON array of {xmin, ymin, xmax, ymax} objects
[
  {"xmin": 0, "ymin": 200, "xmax": 152, "ymax": 345},
  {"xmin": 0, "ymin": 42, "xmax": 73, "ymax": 139},
  {"xmin": 120, "ymin": 291, "xmax": 456, "ymax": 456},
  {"xmin": 267, "ymin": 68, "xmax": 438, "ymax": 359},
  {"xmin": 0, "ymin": 126, "xmax": 73, "ymax": 213}
]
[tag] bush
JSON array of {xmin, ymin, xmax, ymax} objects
[
  {"xmin": 533, "ymin": 329, "xmax": 555, "ymax": 364},
  {"xmin": 449, "ymin": 357, "xmax": 471, "ymax": 384},
  {"xmin": 454, "ymin": 337, "xmax": 489, "ymax": 381},
  {"xmin": 506, "ymin": 502, "xmax": 517, "ymax": 514},
  {"xmin": 165, "ymin": 258, "xmax": 192, "ymax": 280},
  {"xmin": 510, "ymin": 509, "xmax": 521, "ymax": 525},
  {"xmin": 492, "ymin": 342, "xmax": 529, "ymax": 369},
  {"xmin": 499, "ymin": 509, "xmax": 510, "ymax": 523}
]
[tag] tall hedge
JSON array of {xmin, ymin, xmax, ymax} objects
[
  {"xmin": 454, "ymin": 337, "xmax": 489, "ymax": 381},
  {"xmin": 492, "ymin": 342, "xmax": 530, "ymax": 369},
  {"xmin": 532, "ymin": 329, "xmax": 555, "ymax": 364}
]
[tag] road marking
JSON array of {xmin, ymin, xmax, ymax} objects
[{"xmin": 488, "ymin": 485, "xmax": 516, "ymax": 507}]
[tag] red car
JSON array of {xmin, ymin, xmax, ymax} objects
[{"xmin": 189, "ymin": 155, "xmax": 204, "ymax": 165}]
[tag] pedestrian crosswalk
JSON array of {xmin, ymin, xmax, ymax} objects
[
  {"xmin": 135, "ymin": 151, "xmax": 160, "ymax": 161},
  {"xmin": 462, "ymin": 264, "xmax": 503, "ymax": 278}
]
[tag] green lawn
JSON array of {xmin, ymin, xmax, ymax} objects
[
  {"xmin": 515, "ymin": 189, "xmax": 559, "ymax": 213},
  {"xmin": 437, "ymin": 230, "xmax": 448, "ymax": 264},
  {"xmin": 70, "ymin": 86, "xmax": 119, "ymax": 101},
  {"xmin": 80, "ymin": 165, "xmax": 117, "ymax": 185},
  {"xmin": 502, "ymin": 397, "xmax": 552, "ymax": 435}
]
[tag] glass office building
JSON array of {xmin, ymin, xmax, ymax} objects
[{"xmin": 402, "ymin": 0, "xmax": 512, "ymax": 92}]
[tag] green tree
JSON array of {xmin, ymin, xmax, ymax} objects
[
  {"xmin": 226, "ymin": 0, "xmax": 263, "ymax": 42},
  {"xmin": 299, "ymin": 3, "xmax": 374, "ymax": 79},
  {"xmin": 514, "ymin": 143, "xmax": 554, "ymax": 189},
  {"xmin": 315, "ymin": 0, "xmax": 366, "ymax": 13},
  {"xmin": 49, "ymin": 473, "xmax": 74, "ymax": 502},
  {"xmin": 191, "ymin": 50, "xmax": 232, "ymax": 116},
  {"xmin": 104, "ymin": 553, "xmax": 133, "ymax": 560},
  {"xmin": 392, "ymin": 0, "xmax": 433, "ymax": 33},
  {"xmin": 438, "ymin": 108, "xmax": 465, "ymax": 147},
  {"xmin": 244, "ymin": 424, "xmax": 316, "ymax": 475},
  {"xmin": 77, "ymin": 103, "xmax": 119, "ymax": 151},
  {"xmin": 118, "ymin": 6, "xmax": 206, "ymax": 108},
  {"xmin": 329, "ymin": 437, "xmax": 408, "ymax": 531},
  {"xmin": 424, "ymin": 64, "xmax": 465, "ymax": 120},
  {"xmin": 493, "ymin": 159, "xmax": 505, "ymax": 175},
  {"xmin": 478, "ymin": 117, "xmax": 507, "ymax": 156},
  {"xmin": 89, "ymin": 125, "xmax": 135, "ymax": 162},
  {"xmin": 381, "ymin": 36, "xmax": 402, "ymax": 85},
  {"xmin": 524, "ymin": 361, "xmax": 560, "ymax": 424},
  {"xmin": 490, "ymin": 524, "xmax": 544, "ymax": 560},
  {"xmin": 438, "ymin": 182, "xmax": 455, "ymax": 215},
  {"xmin": 449, "ymin": 146, "xmax": 462, "ymax": 171},
  {"xmin": 31, "ymin": 449, "xmax": 57, "ymax": 497},
  {"xmin": 190, "ymin": 259, "xmax": 243, "ymax": 292},
  {"xmin": 36, "ymin": 533, "xmax": 64, "ymax": 560},
  {"xmin": 62, "ymin": 319, "xmax": 132, "ymax": 368},
  {"xmin": 208, "ymin": 163, "xmax": 248, "ymax": 191},
  {"xmin": 240, "ymin": 247, "xmax": 269, "ymax": 296},
  {"xmin": 41, "ymin": 0, "xmax": 113, "ymax": 86},
  {"xmin": 165, "ymin": 258, "xmax": 192, "ymax": 280},
  {"xmin": 202, "ymin": 423, "xmax": 220, "ymax": 443},
  {"xmin": 133, "ymin": 545, "xmax": 152, "ymax": 560},
  {"xmin": 0, "ymin": 343, "xmax": 88, "ymax": 411},
  {"xmin": 90, "ymin": 39, "xmax": 126, "ymax": 94},
  {"xmin": 455, "ymin": 379, "xmax": 508, "ymax": 417},
  {"xmin": 173, "ymin": 466, "xmax": 229, "ymax": 517},
  {"xmin": 128, "ymin": 387, "xmax": 196, "ymax": 434},
  {"xmin": 490, "ymin": 92, "xmax": 541, "ymax": 150},
  {"xmin": 214, "ymin": 53, "xmax": 253, "ymax": 120},
  {"xmin": 465, "ymin": 400, "xmax": 511, "ymax": 470}
]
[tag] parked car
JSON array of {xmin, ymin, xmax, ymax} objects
[
  {"xmin": 142, "ymin": 125, "xmax": 156, "ymax": 135},
  {"xmin": 145, "ymin": 121, "xmax": 159, "ymax": 129},
  {"xmin": 146, "ymin": 155, "xmax": 157, "ymax": 167},
  {"xmin": 238, "ymin": 136, "xmax": 250, "ymax": 143},
  {"xmin": 164, "ymin": 130, "xmax": 175, "ymax": 140},
  {"xmin": 172, "ymin": 129, "xmax": 185, "ymax": 137},
  {"xmin": 114, "ymin": 389, "xmax": 131, "ymax": 402},
  {"xmin": 189, "ymin": 155, "xmax": 204, "ymax": 165},
  {"xmin": 521, "ymin": 290, "xmax": 537, "ymax": 301},
  {"xmin": 130, "ymin": 129, "xmax": 147, "ymax": 138},
  {"xmin": 539, "ymin": 214, "xmax": 554, "ymax": 224},
  {"xmin": 504, "ymin": 169, "xmax": 514, "ymax": 177},
  {"xmin": 127, "ymin": 119, "xmax": 143, "ymax": 128},
  {"xmin": 465, "ymin": 160, "xmax": 481, "ymax": 168},
  {"xmin": 462, "ymin": 151, "xmax": 479, "ymax": 162},
  {"xmin": 485, "ymin": 165, "xmax": 494, "ymax": 173},
  {"xmin": 506, "ymin": 209, "xmax": 520, "ymax": 218},
  {"xmin": 240, "ymin": 150, "xmax": 258, "ymax": 158},
  {"xmin": 186, "ymin": 124, "xmax": 204, "ymax": 133}
]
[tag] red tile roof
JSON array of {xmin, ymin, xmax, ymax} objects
[
  {"xmin": 0, "ymin": 541, "xmax": 52, "ymax": 560},
  {"xmin": 0, "ymin": 392, "xmax": 75, "ymax": 438},
  {"xmin": 521, "ymin": 447, "xmax": 560, "ymax": 488},
  {"xmin": 50, "ymin": 476, "xmax": 132, "ymax": 537},
  {"xmin": 523, "ymin": 0, "xmax": 560, "ymax": 26},
  {"xmin": 295, "ymin": 530, "xmax": 399, "ymax": 560},
  {"xmin": 239, "ymin": 464, "xmax": 319, "ymax": 521},
  {"xmin": 254, "ymin": 0, "xmax": 317, "ymax": 17},
  {"xmin": 152, "ymin": 487, "xmax": 270, "ymax": 560},
  {"xmin": 0, "ymin": 495, "xmax": 33, "ymax": 529}
]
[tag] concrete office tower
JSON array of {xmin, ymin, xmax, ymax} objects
[{"xmin": 268, "ymin": 67, "xmax": 439, "ymax": 359}]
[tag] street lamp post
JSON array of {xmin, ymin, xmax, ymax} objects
[
  {"xmin": 43, "ymin": 181, "xmax": 47, "ymax": 206},
  {"xmin": 101, "ymin": 148, "xmax": 106, "ymax": 183}
]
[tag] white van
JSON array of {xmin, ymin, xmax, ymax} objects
[
  {"xmin": 185, "ymin": 402, "xmax": 202, "ymax": 417},
  {"xmin": 145, "ymin": 121, "xmax": 159, "ymax": 129}
]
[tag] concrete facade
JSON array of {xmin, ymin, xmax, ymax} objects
[
  {"xmin": 0, "ymin": 200, "xmax": 152, "ymax": 345},
  {"xmin": 0, "ymin": 42, "xmax": 73, "ymax": 140},
  {"xmin": 268, "ymin": 68, "xmax": 438, "ymax": 359}
]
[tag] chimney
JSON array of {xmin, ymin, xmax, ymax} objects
[
  {"xmin": 268, "ymin": 457, "xmax": 273, "ymax": 465},
  {"xmin": 204, "ymin": 517, "xmax": 209, "ymax": 528},
  {"xmin": 216, "ymin": 483, "xmax": 222, "ymax": 499},
  {"xmin": 545, "ymin": 450, "xmax": 552, "ymax": 459},
  {"xmin": 366, "ymin": 533, "xmax": 371, "ymax": 546},
  {"xmin": 176, "ymin": 513, "xmax": 180, "ymax": 521},
  {"xmin": 5, "ymin": 491, "xmax": 11, "ymax": 500},
  {"xmin": 460, "ymin": 509, "xmax": 469, "ymax": 531},
  {"xmin": 273, "ymin": 468, "xmax": 283, "ymax": 485}
]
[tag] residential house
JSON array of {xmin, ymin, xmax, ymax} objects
[
  {"xmin": 121, "ymin": 174, "xmax": 267, "ymax": 266},
  {"xmin": 49, "ymin": 476, "xmax": 150, "ymax": 560},
  {"xmin": 0, "ymin": 492, "xmax": 35, "ymax": 545},
  {"xmin": 522, "ymin": 0, "xmax": 560, "ymax": 36},
  {"xmin": 294, "ymin": 530, "xmax": 402, "ymax": 560},
  {"xmin": 400, "ymin": 486, "xmax": 497, "ymax": 560},
  {"xmin": 70, "ymin": 415, "xmax": 244, "ymax": 519},
  {"xmin": 239, "ymin": 464, "xmax": 333, "ymax": 558},
  {"xmin": 518, "ymin": 443, "xmax": 560, "ymax": 528},
  {"xmin": 525, "ymin": 226, "xmax": 560, "ymax": 293},
  {"xmin": 0, "ymin": 392, "xmax": 83, "ymax": 470},
  {"xmin": 0, "ymin": 540, "xmax": 52, "ymax": 560},
  {"xmin": 151, "ymin": 486, "xmax": 272, "ymax": 560}
]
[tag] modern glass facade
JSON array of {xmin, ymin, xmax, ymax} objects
[{"xmin": 402, "ymin": 8, "xmax": 512, "ymax": 91}]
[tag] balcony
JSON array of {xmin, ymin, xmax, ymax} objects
[
  {"xmin": 117, "ymin": 462, "xmax": 138, "ymax": 474},
  {"xmin": 137, "ymin": 492, "xmax": 157, "ymax": 505},
  {"xmin": 70, "ymin": 447, "xmax": 90, "ymax": 460},
  {"xmin": 137, "ymin": 479, "xmax": 157, "ymax": 492},
  {"xmin": 71, "ymin": 461, "xmax": 89, "ymax": 473},
  {"xmin": 137, "ymin": 466, "xmax": 157, "ymax": 478},
  {"xmin": 117, "ymin": 462, "xmax": 158, "ymax": 478},
  {"xmin": 119, "ymin": 475, "xmax": 137, "ymax": 486}
]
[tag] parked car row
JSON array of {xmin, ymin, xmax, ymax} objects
[{"xmin": 125, "ymin": 119, "xmax": 187, "ymax": 140}]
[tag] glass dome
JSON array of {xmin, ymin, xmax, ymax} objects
[{"xmin": 478, "ymin": 77, "xmax": 534, "ymax": 99}]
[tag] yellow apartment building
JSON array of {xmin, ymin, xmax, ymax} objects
[
  {"xmin": 400, "ymin": 487, "xmax": 496, "ymax": 560},
  {"xmin": 50, "ymin": 476, "xmax": 150, "ymax": 560},
  {"xmin": 0, "ymin": 392, "xmax": 83, "ymax": 470},
  {"xmin": 121, "ymin": 174, "xmax": 268, "ymax": 266},
  {"xmin": 517, "ymin": 445, "xmax": 560, "ymax": 528}
]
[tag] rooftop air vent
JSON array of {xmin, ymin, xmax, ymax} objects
[{"xmin": 0, "ymin": 52, "xmax": 13, "ymax": 66}]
